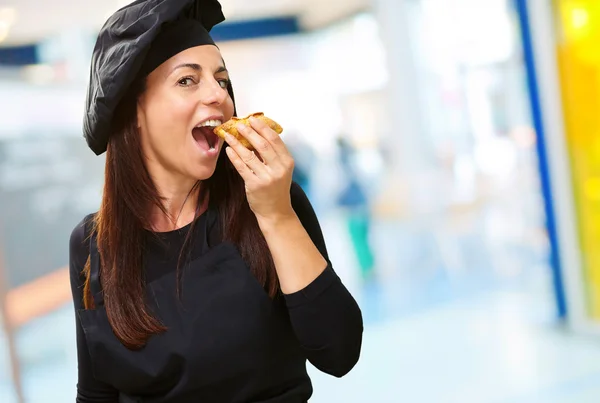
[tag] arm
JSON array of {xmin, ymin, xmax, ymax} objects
[
  {"xmin": 69, "ymin": 216, "xmax": 119, "ymax": 402},
  {"xmin": 256, "ymin": 191, "xmax": 327, "ymax": 295},
  {"xmin": 223, "ymin": 117, "xmax": 363, "ymax": 377},
  {"xmin": 261, "ymin": 184, "xmax": 363, "ymax": 377}
]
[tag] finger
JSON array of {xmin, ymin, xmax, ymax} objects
[
  {"xmin": 225, "ymin": 146, "xmax": 257, "ymax": 183},
  {"xmin": 249, "ymin": 116, "xmax": 290, "ymax": 157},
  {"xmin": 224, "ymin": 132, "xmax": 268, "ymax": 177},
  {"xmin": 236, "ymin": 122, "xmax": 278, "ymax": 165}
]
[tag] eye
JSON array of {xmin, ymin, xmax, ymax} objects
[
  {"xmin": 177, "ymin": 76, "xmax": 196, "ymax": 86},
  {"xmin": 218, "ymin": 78, "xmax": 231, "ymax": 89}
]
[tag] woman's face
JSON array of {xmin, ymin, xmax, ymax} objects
[{"xmin": 137, "ymin": 45, "xmax": 234, "ymax": 182}]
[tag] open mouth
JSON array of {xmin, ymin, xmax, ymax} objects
[{"xmin": 192, "ymin": 119, "xmax": 222, "ymax": 152}]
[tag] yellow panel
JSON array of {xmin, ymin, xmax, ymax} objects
[{"xmin": 555, "ymin": 0, "xmax": 600, "ymax": 318}]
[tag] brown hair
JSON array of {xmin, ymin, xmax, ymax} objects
[{"xmin": 82, "ymin": 79, "xmax": 278, "ymax": 350}]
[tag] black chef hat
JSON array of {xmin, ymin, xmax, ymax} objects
[{"xmin": 83, "ymin": 0, "xmax": 226, "ymax": 155}]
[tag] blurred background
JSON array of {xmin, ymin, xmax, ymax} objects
[{"xmin": 1, "ymin": 0, "xmax": 600, "ymax": 402}]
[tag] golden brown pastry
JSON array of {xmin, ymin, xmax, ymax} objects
[{"xmin": 213, "ymin": 112, "xmax": 283, "ymax": 150}]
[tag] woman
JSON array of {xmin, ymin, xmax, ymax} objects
[{"xmin": 69, "ymin": 0, "xmax": 363, "ymax": 402}]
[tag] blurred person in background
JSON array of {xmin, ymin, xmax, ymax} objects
[
  {"xmin": 68, "ymin": 0, "xmax": 362, "ymax": 401},
  {"xmin": 335, "ymin": 136, "xmax": 375, "ymax": 280}
]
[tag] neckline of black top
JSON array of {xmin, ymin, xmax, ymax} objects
[{"xmin": 144, "ymin": 210, "xmax": 208, "ymax": 238}]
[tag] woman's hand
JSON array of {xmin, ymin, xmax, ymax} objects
[
  {"xmin": 225, "ymin": 117, "xmax": 328, "ymax": 295},
  {"xmin": 224, "ymin": 116, "xmax": 296, "ymax": 223}
]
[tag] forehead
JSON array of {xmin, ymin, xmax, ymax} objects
[{"xmin": 162, "ymin": 45, "xmax": 224, "ymax": 71}]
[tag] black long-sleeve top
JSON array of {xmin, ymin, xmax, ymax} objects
[{"xmin": 69, "ymin": 183, "xmax": 363, "ymax": 402}]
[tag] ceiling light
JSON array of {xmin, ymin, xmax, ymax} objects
[
  {"xmin": 0, "ymin": 23, "xmax": 9, "ymax": 43},
  {"xmin": 0, "ymin": 7, "xmax": 16, "ymax": 25},
  {"xmin": 0, "ymin": 7, "xmax": 16, "ymax": 44}
]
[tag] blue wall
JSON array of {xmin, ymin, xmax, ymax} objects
[{"xmin": 0, "ymin": 16, "xmax": 301, "ymax": 66}]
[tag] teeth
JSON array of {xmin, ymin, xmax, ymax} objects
[{"xmin": 197, "ymin": 119, "xmax": 222, "ymax": 128}]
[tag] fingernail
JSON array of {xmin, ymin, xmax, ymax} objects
[
  {"xmin": 236, "ymin": 123, "xmax": 246, "ymax": 132},
  {"xmin": 224, "ymin": 133, "xmax": 235, "ymax": 142}
]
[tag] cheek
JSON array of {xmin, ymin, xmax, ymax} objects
[
  {"xmin": 224, "ymin": 96, "xmax": 236, "ymax": 120},
  {"xmin": 145, "ymin": 96, "xmax": 195, "ymax": 143}
]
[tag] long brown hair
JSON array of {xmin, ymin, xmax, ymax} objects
[{"xmin": 82, "ymin": 78, "xmax": 278, "ymax": 350}]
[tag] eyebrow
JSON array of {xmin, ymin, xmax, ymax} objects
[{"xmin": 170, "ymin": 63, "xmax": 228, "ymax": 75}]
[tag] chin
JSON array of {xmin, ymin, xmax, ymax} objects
[{"xmin": 189, "ymin": 161, "xmax": 218, "ymax": 181}]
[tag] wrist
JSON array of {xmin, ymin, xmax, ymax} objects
[{"xmin": 256, "ymin": 208, "xmax": 298, "ymax": 233}]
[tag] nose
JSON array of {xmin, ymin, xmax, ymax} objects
[{"xmin": 199, "ymin": 78, "xmax": 227, "ymax": 106}]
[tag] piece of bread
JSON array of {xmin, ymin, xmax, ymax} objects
[{"xmin": 213, "ymin": 112, "xmax": 283, "ymax": 150}]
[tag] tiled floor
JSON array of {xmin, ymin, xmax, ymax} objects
[{"xmin": 309, "ymin": 289, "xmax": 600, "ymax": 403}]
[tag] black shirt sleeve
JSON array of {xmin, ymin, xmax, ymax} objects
[
  {"xmin": 69, "ymin": 215, "xmax": 119, "ymax": 402},
  {"xmin": 284, "ymin": 183, "xmax": 364, "ymax": 377}
]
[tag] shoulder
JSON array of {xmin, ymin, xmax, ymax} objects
[
  {"xmin": 289, "ymin": 182, "xmax": 329, "ymax": 259},
  {"xmin": 290, "ymin": 181, "xmax": 311, "ymax": 211},
  {"xmin": 290, "ymin": 181, "xmax": 318, "ymax": 224},
  {"xmin": 69, "ymin": 213, "xmax": 95, "ymax": 304},
  {"xmin": 69, "ymin": 213, "xmax": 96, "ymax": 270}
]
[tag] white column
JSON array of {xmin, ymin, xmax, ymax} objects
[{"xmin": 371, "ymin": 0, "xmax": 436, "ymax": 216}]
